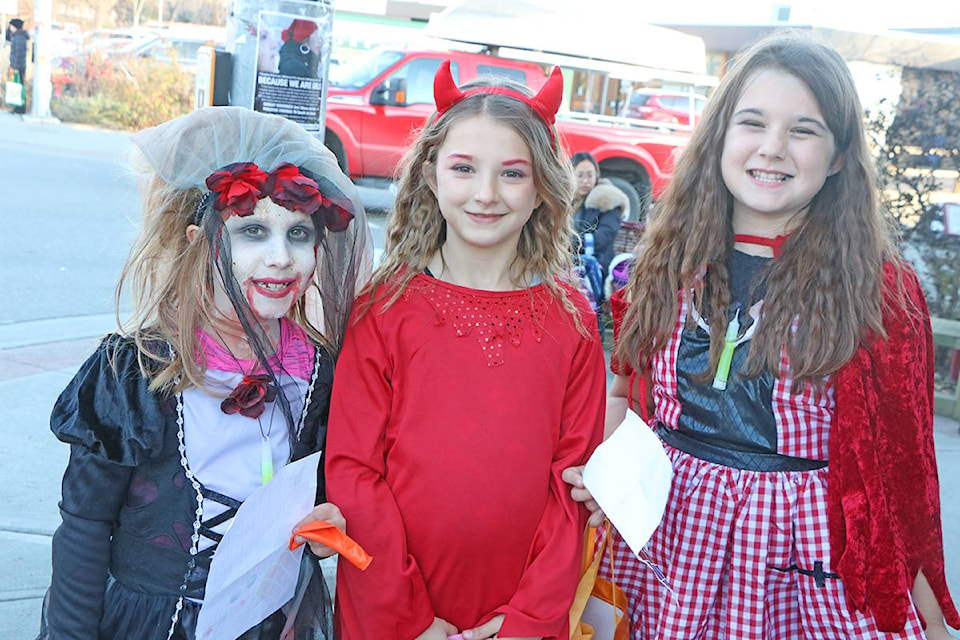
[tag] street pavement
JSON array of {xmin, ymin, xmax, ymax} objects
[{"xmin": 1, "ymin": 112, "xmax": 959, "ymax": 639}]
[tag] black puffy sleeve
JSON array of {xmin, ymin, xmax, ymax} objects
[
  {"xmin": 51, "ymin": 336, "xmax": 169, "ymax": 464},
  {"xmin": 43, "ymin": 336, "xmax": 168, "ymax": 640}
]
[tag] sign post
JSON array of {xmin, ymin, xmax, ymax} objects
[
  {"xmin": 227, "ymin": 0, "xmax": 334, "ymax": 135},
  {"xmin": 30, "ymin": 0, "xmax": 55, "ymax": 121}
]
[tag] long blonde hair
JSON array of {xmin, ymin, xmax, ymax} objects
[
  {"xmin": 616, "ymin": 30, "xmax": 898, "ymax": 386},
  {"xmin": 365, "ymin": 75, "xmax": 587, "ymax": 333}
]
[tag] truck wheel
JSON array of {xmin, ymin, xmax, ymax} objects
[
  {"xmin": 324, "ymin": 133, "xmax": 348, "ymax": 174},
  {"xmin": 605, "ymin": 175, "xmax": 644, "ymax": 222}
]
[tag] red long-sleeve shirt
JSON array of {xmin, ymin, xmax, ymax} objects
[{"xmin": 327, "ymin": 274, "xmax": 606, "ymax": 639}]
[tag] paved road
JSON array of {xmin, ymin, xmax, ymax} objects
[{"xmin": 1, "ymin": 111, "xmax": 958, "ymax": 638}]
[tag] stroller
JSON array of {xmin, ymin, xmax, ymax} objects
[
  {"xmin": 574, "ymin": 232, "xmax": 606, "ymax": 336},
  {"xmin": 575, "ymin": 252, "xmax": 605, "ymax": 327},
  {"xmin": 575, "ymin": 222, "xmax": 645, "ymax": 339}
]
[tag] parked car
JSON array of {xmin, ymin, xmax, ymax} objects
[
  {"xmin": 620, "ymin": 88, "xmax": 707, "ymax": 127},
  {"xmin": 80, "ymin": 27, "xmax": 224, "ymax": 73}
]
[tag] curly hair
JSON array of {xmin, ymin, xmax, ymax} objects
[
  {"xmin": 365, "ymin": 73, "xmax": 587, "ymax": 333},
  {"xmin": 615, "ymin": 30, "xmax": 900, "ymax": 387}
]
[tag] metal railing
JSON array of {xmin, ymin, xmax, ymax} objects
[{"xmin": 932, "ymin": 316, "xmax": 960, "ymax": 421}]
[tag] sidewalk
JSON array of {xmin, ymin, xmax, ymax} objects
[
  {"xmin": 0, "ymin": 316, "xmax": 118, "ymax": 636},
  {"xmin": 2, "ymin": 316, "xmax": 960, "ymax": 638}
]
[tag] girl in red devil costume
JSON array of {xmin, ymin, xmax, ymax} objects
[
  {"xmin": 326, "ymin": 62, "xmax": 606, "ymax": 640},
  {"xmin": 565, "ymin": 30, "xmax": 959, "ymax": 639}
]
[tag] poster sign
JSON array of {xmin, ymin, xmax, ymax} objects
[{"xmin": 253, "ymin": 11, "xmax": 332, "ymax": 129}]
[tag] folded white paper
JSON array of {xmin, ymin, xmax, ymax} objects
[
  {"xmin": 582, "ymin": 410, "xmax": 673, "ymax": 556},
  {"xmin": 197, "ymin": 451, "xmax": 321, "ymax": 640}
]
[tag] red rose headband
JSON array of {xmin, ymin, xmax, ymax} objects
[
  {"xmin": 433, "ymin": 60, "xmax": 564, "ymax": 144},
  {"xmin": 200, "ymin": 161, "xmax": 354, "ymax": 233}
]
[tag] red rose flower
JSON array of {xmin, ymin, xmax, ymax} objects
[
  {"xmin": 206, "ymin": 162, "xmax": 269, "ymax": 217},
  {"xmin": 220, "ymin": 374, "xmax": 278, "ymax": 419},
  {"xmin": 321, "ymin": 202, "xmax": 354, "ymax": 232},
  {"xmin": 264, "ymin": 163, "xmax": 324, "ymax": 215}
]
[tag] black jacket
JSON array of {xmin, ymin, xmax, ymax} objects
[
  {"xmin": 573, "ymin": 179, "xmax": 628, "ymax": 277},
  {"xmin": 9, "ymin": 29, "xmax": 28, "ymax": 70}
]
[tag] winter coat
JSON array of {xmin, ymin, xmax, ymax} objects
[
  {"xmin": 9, "ymin": 29, "xmax": 28, "ymax": 71},
  {"xmin": 573, "ymin": 178, "xmax": 628, "ymax": 277}
]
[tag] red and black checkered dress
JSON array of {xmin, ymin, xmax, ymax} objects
[{"xmin": 605, "ymin": 253, "xmax": 927, "ymax": 639}]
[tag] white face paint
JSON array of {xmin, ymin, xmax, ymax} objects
[{"xmin": 214, "ymin": 198, "xmax": 318, "ymax": 322}]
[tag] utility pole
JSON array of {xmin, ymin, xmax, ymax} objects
[{"xmin": 30, "ymin": 0, "xmax": 55, "ymax": 122}]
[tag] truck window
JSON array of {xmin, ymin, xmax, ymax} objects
[
  {"xmin": 330, "ymin": 49, "xmax": 405, "ymax": 89},
  {"xmin": 386, "ymin": 57, "xmax": 456, "ymax": 104},
  {"xmin": 476, "ymin": 64, "xmax": 527, "ymax": 84}
]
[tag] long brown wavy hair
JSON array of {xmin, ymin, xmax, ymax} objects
[
  {"xmin": 616, "ymin": 30, "xmax": 900, "ymax": 387},
  {"xmin": 364, "ymin": 74, "xmax": 586, "ymax": 334}
]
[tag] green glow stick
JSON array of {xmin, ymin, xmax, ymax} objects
[{"xmin": 713, "ymin": 312, "xmax": 741, "ymax": 391}]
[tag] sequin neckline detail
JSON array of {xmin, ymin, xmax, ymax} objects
[{"xmin": 410, "ymin": 273, "xmax": 549, "ymax": 366}]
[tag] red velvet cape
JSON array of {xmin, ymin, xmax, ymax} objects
[{"xmin": 830, "ymin": 262, "xmax": 959, "ymax": 631}]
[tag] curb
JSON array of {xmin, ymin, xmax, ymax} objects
[{"xmin": 0, "ymin": 314, "xmax": 116, "ymax": 351}]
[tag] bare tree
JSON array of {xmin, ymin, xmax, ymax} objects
[
  {"xmin": 866, "ymin": 67, "xmax": 960, "ymax": 320},
  {"xmin": 170, "ymin": 0, "xmax": 228, "ymax": 24},
  {"xmin": 75, "ymin": 0, "xmax": 119, "ymax": 29},
  {"xmin": 131, "ymin": 0, "xmax": 150, "ymax": 27}
]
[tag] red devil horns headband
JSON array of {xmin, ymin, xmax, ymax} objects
[{"xmin": 433, "ymin": 60, "xmax": 564, "ymax": 140}]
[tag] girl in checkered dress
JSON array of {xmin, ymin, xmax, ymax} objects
[{"xmin": 565, "ymin": 31, "xmax": 959, "ymax": 639}]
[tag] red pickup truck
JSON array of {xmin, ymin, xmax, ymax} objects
[{"xmin": 324, "ymin": 48, "xmax": 688, "ymax": 219}]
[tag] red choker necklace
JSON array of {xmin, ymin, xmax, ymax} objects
[{"xmin": 734, "ymin": 234, "xmax": 790, "ymax": 258}]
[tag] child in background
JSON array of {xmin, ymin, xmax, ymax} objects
[
  {"xmin": 326, "ymin": 62, "xmax": 606, "ymax": 640},
  {"xmin": 38, "ymin": 107, "xmax": 370, "ymax": 640},
  {"xmin": 568, "ymin": 31, "xmax": 959, "ymax": 638}
]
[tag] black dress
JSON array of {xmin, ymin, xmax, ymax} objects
[{"xmin": 37, "ymin": 334, "xmax": 335, "ymax": 640}]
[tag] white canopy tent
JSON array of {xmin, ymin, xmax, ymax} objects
[{"xmin": 422, "ymin": 0, "xmax": 717, "ymax": 87}]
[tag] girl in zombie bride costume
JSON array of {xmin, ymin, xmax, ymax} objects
[{"xmin": 37, "ymin": 107, "xmax": 370, "ymax": 640}]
